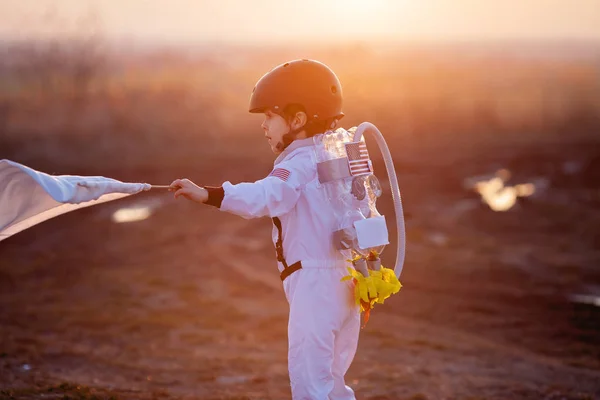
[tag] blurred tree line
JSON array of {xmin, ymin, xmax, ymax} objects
[{"xmin": 0, "ymin": 10, "xmax": 599, "ymax": 173}]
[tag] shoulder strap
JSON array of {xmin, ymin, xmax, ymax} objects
[{"xmin": 272, "ymin": 217, "xmax": 288, "ymax": 269}]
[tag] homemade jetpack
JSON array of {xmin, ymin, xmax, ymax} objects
[{"xmin": 314, "ymin": 122, "xmax": 406, "ymax": 325}]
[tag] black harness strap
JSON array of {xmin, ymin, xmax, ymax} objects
[
  {"xmin": 272, "ymin": 216, "xmax": 302, "ymax": 281},
  {"xmin": 272, "ymin": 217, "xmax": 287, "ymax": 268},
  {"xmin": 280, "ymin": 261, "xmax": 302, "ymax": 281}
]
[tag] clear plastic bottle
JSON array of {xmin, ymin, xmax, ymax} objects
[{"xmin": 313, "ymin": 128, "xmax": 387, "ymax": 258}]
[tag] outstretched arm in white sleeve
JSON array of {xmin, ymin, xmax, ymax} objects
[{"xmin": 169, "ymin": 156, "xmax": 312, "ymax": 219}]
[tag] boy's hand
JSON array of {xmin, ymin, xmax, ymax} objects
[{"xmin": 169, "ymin": 179, "xmax": 208, "ymax": 203}]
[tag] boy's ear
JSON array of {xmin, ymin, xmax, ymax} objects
[{"xmin": 293, "ymin": 111, "xmax": 308, "ymax": 129}]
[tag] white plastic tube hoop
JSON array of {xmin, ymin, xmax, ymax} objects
[{"xmin": 353, "ymin": 122, "xmax": 406, "ymax": 278}]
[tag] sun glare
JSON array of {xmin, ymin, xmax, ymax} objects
[
  {"xmin": 329, "ymin": 0, "xmax": 387, "ymax": 21},
  {"xmin": 112, "ymin": 207, "xmax": 152, "ymax": 223},
  {"xmin": 335, "ymin": 0, "xmax": 381, "ymax": 12}
]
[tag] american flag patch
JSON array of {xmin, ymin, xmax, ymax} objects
[
  {"xmin": 269, "ymin": 168, "xmax": 291, "ymax": 182},
  {"xmin": 345, "ymin": 141, "xmax": 372, "ymax": 176}
]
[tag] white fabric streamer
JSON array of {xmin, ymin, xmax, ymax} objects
[{"xmin": 0, "ymin": 159, "xmax": 151, "ymax": 242}]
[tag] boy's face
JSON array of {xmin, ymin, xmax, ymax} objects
[{"xmin": 261, "ymin": 109, "xmax": 289, "ymax": 154}]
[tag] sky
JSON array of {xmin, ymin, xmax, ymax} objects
[{"xmin": 1, "ymin": 0, "xmax": 600, "ymax": 44}]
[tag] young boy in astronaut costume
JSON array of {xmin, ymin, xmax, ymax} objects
[{"xmin": 170, "ymin": 60, "xmax": 362, "ymax": 399}]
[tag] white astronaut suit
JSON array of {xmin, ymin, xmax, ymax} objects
[{"xmin": 205, "ymin": 137, "xmax": 361, "ymax": 399}]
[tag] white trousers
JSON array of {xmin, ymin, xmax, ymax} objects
[{"xmin": 283, "ymin": 265, "xmax": 361, "ymax": 400}]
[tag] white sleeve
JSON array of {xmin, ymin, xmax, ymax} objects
[{"xmin": 219, "ymin": 156, "xmax": 313, "ymax": 219}]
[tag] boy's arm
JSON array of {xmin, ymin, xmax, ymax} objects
[{"xmin": 206, "ymin": 157, "xmax": 312, "ymax": 219}]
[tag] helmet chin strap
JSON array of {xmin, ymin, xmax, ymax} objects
[
  {"xmin": 274, "ymin": 116, "xmax": 339, "ymax": 152},
  {"xmin": 276, "ymin": 124, "xmax": 306, "ymax": 152}
]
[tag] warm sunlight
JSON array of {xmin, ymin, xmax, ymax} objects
[
  {"xmin": 3, "ymin": 0, "xmax": 600, "ymax": 397},
  {"xmin": 3, "ymin": 0, "xmax": 600, "ymax": 43},
  {"xmin": 321, "ymin": 0, "xmax": 406, "ymax": 37},
  {"xmin": 331, "ymin": 0, "xmax": 386, "ymax": 17}
]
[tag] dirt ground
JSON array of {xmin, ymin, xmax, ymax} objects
[{"xmin": 1, "ymin": 146, "xmax": 600, "ymax": 400}]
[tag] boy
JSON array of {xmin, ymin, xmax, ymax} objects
[{"xmin": 170, "ymin": 59, "xmax": 360, "ymax": 400}]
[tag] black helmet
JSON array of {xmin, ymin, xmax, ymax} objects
[{"xmin": 249, "ymin": 59, "xmax": 344, "ymax": 122}]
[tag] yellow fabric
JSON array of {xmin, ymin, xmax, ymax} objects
[{"xmin": 341, "ymin": 264, "xmax": 402, "ymax": 313}]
